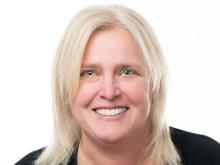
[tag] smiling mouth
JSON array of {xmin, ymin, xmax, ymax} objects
[{"xmin": 93, "ymin": 107, "xmax": 129, "ymax": 116}]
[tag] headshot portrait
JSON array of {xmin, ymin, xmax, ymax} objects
[{"xmin": 0, "ymin": 1, "xmax": 219, "ymax": 165}]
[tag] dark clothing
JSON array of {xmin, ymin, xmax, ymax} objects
[
  {"xmin": 170, "ymin": 128, "xmax": 220, "ymax": 164},
  {"xmin": 15, "ymin": 127, "xmax": 220, "ymax": 165}
]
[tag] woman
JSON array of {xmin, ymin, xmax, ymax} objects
[{"xmin": 16, "ymin": 5, "xmax": 220, "ymax": 165}]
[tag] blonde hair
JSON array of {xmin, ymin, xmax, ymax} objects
[{"xmin": 36, "ymin": 5, "xmax": 181, "ymax": 165}]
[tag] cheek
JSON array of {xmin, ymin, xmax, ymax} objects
[
  {"xmin": 71, "ymin": 83, "xmax": 98, "ymax": 124},
  {"xmin": 123, "ymin": 80, "xmax": 150, "ymax": 109},
  {"xmin": 73, "ymin": 83, "xmax": 98, "ymax": 108}
]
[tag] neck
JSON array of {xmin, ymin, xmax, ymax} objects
[{"xmin": 77, "ymin": 128, "xmax": 155, "ymax": 165}]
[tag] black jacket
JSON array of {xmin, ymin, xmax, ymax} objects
[{"xmin": 15, "ymin": 127, "xmax": 220, "ymax": 165}]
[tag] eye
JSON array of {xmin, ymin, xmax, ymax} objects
[
  {"xmin": 80, "ymin": 69, "xmax": 96, "ymax": 77},
  {"xmin": 120, "ymin": 68, "xmax": 136, "ymax": 77}
]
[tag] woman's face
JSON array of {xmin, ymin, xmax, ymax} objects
[{"xmin": 71, "ymin": 27, "xmax": 151, "ymax": 144}]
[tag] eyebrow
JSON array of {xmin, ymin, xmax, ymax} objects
[{"xmin": 81, "ymin": 63, "xmax": 144, "ymax": 70}]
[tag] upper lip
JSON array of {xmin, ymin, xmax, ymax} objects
[{"xmin": 92, "ymin": 105, "xmax": 129, "ymax": 111}]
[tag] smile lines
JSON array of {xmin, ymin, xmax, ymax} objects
[{"xmin": 94, "ymin": 107, "xmax": 128, "ymax": 116}]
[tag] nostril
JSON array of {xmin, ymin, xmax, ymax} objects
[{"xmin": 98, "ymin": 86, "xmax": 121, "ymax": 100}]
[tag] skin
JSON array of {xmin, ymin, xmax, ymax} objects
[{"xmin": 71, "ymin": 26, "xmax": 154, "ymax": 165}]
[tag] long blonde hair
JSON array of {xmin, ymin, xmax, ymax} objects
[{"xmin": 36, "ymin": 5, "xmax": 181, "ymax": 165}]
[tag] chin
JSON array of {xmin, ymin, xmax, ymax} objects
[{"xmin": 95, "ymin": 130, "xmax": 127, "ymax": 144}]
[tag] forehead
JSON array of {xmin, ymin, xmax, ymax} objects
[{"xmin": 83, "ymin": 26, "xmax": 143, "ymax": 64}]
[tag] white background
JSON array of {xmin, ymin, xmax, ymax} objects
[{"xmin": 0, "ymin": 0, "xmax": 219, "ymax": 164}]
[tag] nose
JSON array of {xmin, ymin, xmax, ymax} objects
[{"xmin": 98, "ymin": 75, "xmax": 121, "ymax": 100}]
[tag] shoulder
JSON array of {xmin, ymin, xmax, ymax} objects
[
  {"xmin": 15, "ymin": 148, "xmax": 45, "ymax": 165},
  {"xmin": 15, "ymin": 146, "xmax": 78, "ymax": 165},
  {"xmin": 170, "ymin": 127, "xmax": 220, "ymax": 164}
]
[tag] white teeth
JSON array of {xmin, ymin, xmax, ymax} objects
[{"xmin": 95, "ymin": 108, "xmax": 127, "ymax": 116}]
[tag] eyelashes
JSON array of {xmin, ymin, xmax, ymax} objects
[
  {"xmin": 80, "ymin": 68, "xmax": 138, "ymax": 79},
  {"xmin": 119, "ymin": 68, "xmax": 136, "ymax": 76},
  {"xmin": 80, "ymin": 69, "xmax": 96, "ymax": 78}
]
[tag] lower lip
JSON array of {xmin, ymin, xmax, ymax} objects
[{"xmin": 93, "ymin": 109, "xmax": 128, "ymax": 121}]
